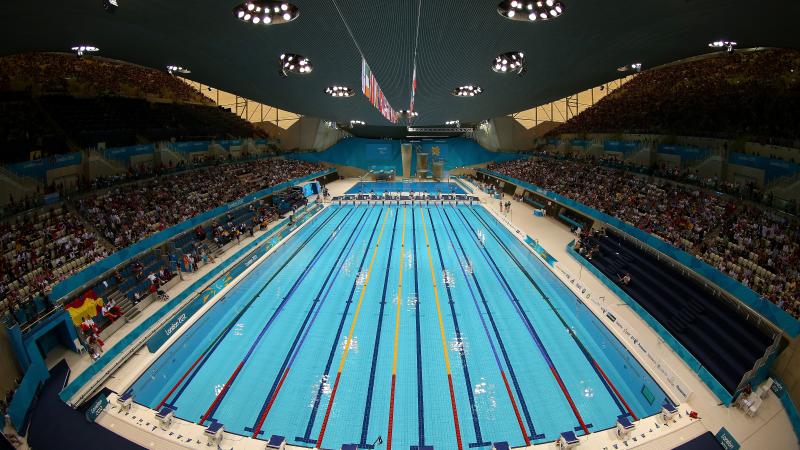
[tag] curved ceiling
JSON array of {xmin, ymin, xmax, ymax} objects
[{"xmin": 1, "ymin": 0, "xmax": 799, "ymax": 127}]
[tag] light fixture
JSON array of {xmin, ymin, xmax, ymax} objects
[
  {"xmin": 709, "ymin": 40, "xmax": 737, "ymax": 53},
  {"xmin": 617, "ymin": 62, "xmax": 642, "ymax": 73},
  {"xmin": 325, "ymin": 85, "xmax": 354, "ymax": 97},
  {"xmin": 350, "ymin": 120, "xmax": 365, "ymax": 126},
  {"xmin": 492, "ymin": 51, "xmax": 525, "ymax": 75},
  {"xmin": 279, "ymin": 53, "xmax": 312, "ymax": 77},
  {"xmin": 452, "ymin": 85, "xmax": 483, "ymax": 97},
  {"xmin": 399, "ymin": 110, "xmax": 419, "ymax": 118},
  {"xmin": 445, "ymin": 120, "xmax": 460, "ymax": 126},
  {"xmin": 71, "ymin": 45, "xmax": 99, "ymax": 57},
  {"xmin": 498, "ymin": 0, "xmax": 564, "ymax": 21},
  {"xmin": 166, "ymin": 65, "xmax": 191, "ymax": 75},
  {"xmin": 232, "ymin": 1, "xmax": 298, "ymax": 25},
  {"xmin": 103, "ymin": 0, "xmax": 118, "ymax": 13}
]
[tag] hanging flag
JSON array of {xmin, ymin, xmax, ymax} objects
[
  {"xmin": 409, "ymin": 63, "xmax": 417, "ymax": 112},
  {"xmin": 361, "ymin": 58, "xmax": 398, "ymax": 123}
]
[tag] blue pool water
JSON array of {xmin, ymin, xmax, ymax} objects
[
  {"xmin": 346, "ymin": 181, "xmax": 465, "ymax": 195},
  {"xmin": 130, "ymin": 204, "xmax": 669, "ymax": 449}
]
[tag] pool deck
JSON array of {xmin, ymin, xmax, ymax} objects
[{"xmin": 54, "ymin": 178, "xmax": 796, "ymax": 450}]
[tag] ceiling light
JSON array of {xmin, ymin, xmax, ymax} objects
[
  {"xmin": 452, "ymin": 85, "xmax": 483, "ymax": 97},
  {"xmin": 498, "ymin": 0, "xmax": 564, "ymax": 21},
  {"xmin": 71, "ymin": 45, "xmax": 99, "ymax": 56},
  {"xmin": 102, "ymin": 0, "xmax": 118, "ymax": 13},
  {"xmin": 618, "ymin": 62, "xmax": 642, "ymax": 73},
  {"xmin": 445, "ymin": 120, "xmax": 460, "ymax": 126},
  {"xmin": 709, "ymin": 40, "xmax": 737, "ymax": 53},
  {"xmin": 399, "ymin": 110, "xmax": 419, "ymax": 118},
  {"xmin": 492, "ymin": 51, "xmax": 526, "ymax": 75},
  {"xmin": 280, "ymin": 53, "xmax": 312, "ymax": 76},
  {"xmin": 166, "ymin": 65, "xmax": 190, "ymax": 75},
  {"xmin": 325, "ymin": 85, "xmax": 355, "ymax": 97},
  {"xmin": 350, "ymin": 120, "xmax": 365, "ymax": 126},
  {"xmin": 233, "ymin": 1, "xmax": 299, "ymax": 25}
]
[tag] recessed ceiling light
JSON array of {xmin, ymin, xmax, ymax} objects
[
  {"xmin": 498, "ymin": 0, "xmax": 564, "ymax": 21},
  {"xmin": 445, "ymin": 120, "xmax": 460, "ymax": 126},
  {"xmin": 102, "ymin": 0, "xmax": 118, "ymax": 13},
  {"xmin": 166, "ymin": 65, "xmax": 190, "ymax": 75},
  {"xmin": 617, "ymin": 62, "xmax": 642, "ymax": 73},
  {"xmin": 492, "ymin": 51, "xmax": 525, "ymax": 75},
  {"xmin": 399, "ymin": 110, "xmax": 419, "ymax": 118},
  {"xmin": 709, "ymin": 40, "xmax": 737, "ymax": 53},
  {"xmin": 452, "ymin": 85, "xmax": 483, "ymax": 97},
  {"xmin": 233, "ymin": 1, "xmax": 298, "ymax": 25},
  {"xmin": 279, "ymin": 53, "xmax": 312, "ymax": 76},
  {"xmin": 325, "ymin": 85, "xmax": 355, "ymax": 97},
  {"xmin": 350, "ymin": 120, "xmax": 365, "ymax": 126},
  {"xmin": 70, "ymin": 45, "xmax": 99, "ymax": 56}
]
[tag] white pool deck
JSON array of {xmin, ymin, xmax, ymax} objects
[{"xmin": 47, "ymin": 177, "xmax": 799, "ymax": 450}]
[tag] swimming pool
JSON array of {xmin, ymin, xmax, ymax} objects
[
  {"xmin": 346, "ymin": 181, "xmax": 464, "ymax": 195},
  {"xmin": 129, "ymin": 203, "xmax": 669, "ymax": 449}
]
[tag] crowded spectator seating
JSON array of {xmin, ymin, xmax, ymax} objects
[
  {"xmin": 0, "ymin": 52, "xmax": 265, "ymax": 162},
  {"xmin": 574, "ymin": 229, "xmax": 773, "ymax": 394},
  {"xmin": 0, "ymin": 205, "xmax": 109, "ymax": 325},
  {"xmin": 1, "ymin": 158, "xmax": 323, "ymax": 328},
  {"xmin": 0, "ymin": 92, "xmax": 68, "ymax": 162},
  {"xmin": 78, "ymin": 158, "xmax": 321, "ymax": 248},
  {"xmin": 39, "ymin": 95, "xmax": 262, "ymax": 149},
  {"xmin": 549, "ymin": 48, "xmax": 800, "ymax": 145},
  {"xmin": 488, "ymin": 156, "xmax": 800, "ymax": 319},
  {"xmin": 0, "ymin": 53, "xmax": 211, "ymax": 104}
]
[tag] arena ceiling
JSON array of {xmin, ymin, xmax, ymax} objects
[{"xmin": 2, "ymin": 0, "xmax": 800, "ymax": 130}]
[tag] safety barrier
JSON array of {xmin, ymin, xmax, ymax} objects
[{"xmin": 477, "ymin": 169, "xmax": 800, "ymax": 337}]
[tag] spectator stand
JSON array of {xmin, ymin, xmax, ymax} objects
[
  {"xmin": 59, "ymin": 201, "xmax": 323, "ymax": 409},
  {"xmin": 2, "ymin": 169, "xmax": 333, "ymax": 425},
  {"xmin": 476, "ymin": 168, "xmax": 792, "ymax": 399}
]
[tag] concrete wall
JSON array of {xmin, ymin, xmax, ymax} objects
[
  {"xmin": 728, "ymin": 163, "xmax": 766, "ymax": 187},
  {"xmin": 773, "ymin": 336, "xmax": 800, "ymax": 413},
  {"xmin": 0, "ymin": 171, "xmax": 38, "ymax": 207},
  {"xmin": 279, "ymin": 117, "xmax": 341, "ymax": 152},
  {"xmin": 46, "ymin": 164, "xmax": 81, "ymax": 190}
]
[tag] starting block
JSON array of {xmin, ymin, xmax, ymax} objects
[
  {"xmin": 661, "ymin": 402, "xmax": 678, "ymax": 422},
  {"xmin": 340, "ymin": 445, "xmax": 358, "ymax": 450},
  {"xmin": 557, "ymin": 431, "xmax": 580, "ymax": 448},
  {"xmin": 492, "ymin": 442, "xmax": 510, "ymax": 450},
  {"xmin": 204, "ymin": 422, "xmax": 224, "ymax": 447},
  {"xmin": 615, "ymin": 416, "xmax": 636, "ymax": 439},
  {"xmin": 156, "ymin": 406, "xmax": 175, "ymax": 430},
  {"xmin": 267, "ymin": 435, "xmax": 287, "ymax": 449},
  {"xmin": 116, "ymin": 391, "xmax": 133, "ymax": 413}
]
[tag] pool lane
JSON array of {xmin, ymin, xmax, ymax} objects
[
  {"xmin": 130, "ymin": 203, "xmax": 670, "ymax": 449},
  {"xmin": 248, "ymin": 205, "xmax": 375, "ymax": 437},
  {"xmin": 164, "ymin": 205, "xmax": 351, "ymax": 423},
  {"xmin": 134, "ymin": 205, "xmax": 341, "ymax": 411}
]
